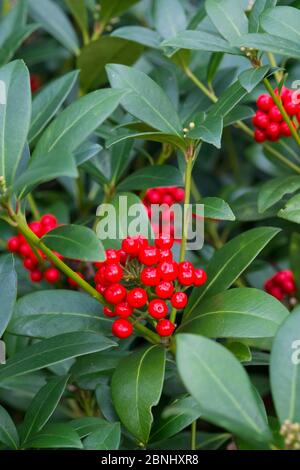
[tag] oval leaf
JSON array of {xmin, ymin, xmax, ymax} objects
[
  {"xmin": 118, "ymin": 165, "xmax": 183, "ymax": 191},
  {"xmin": 0, "ymin": 404, "xmax": 19, "ymax": 449},
  {"xmin": 258, "ymin": 176, "xmax": 300, "ymax": 213},
  {"xmin": 0, "ymin": 254, "xmax": 17, "ymax": 337}
]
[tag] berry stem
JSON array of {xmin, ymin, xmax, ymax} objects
[{"xmin": 27, "ymin": 194, "xmax": 40, "ymax": 220}]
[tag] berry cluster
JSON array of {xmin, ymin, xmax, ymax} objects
[
  {"xmin": 264, "ymin": 270, "xmax": 296, "ymax": 301},
  {"xmin": 94, "ymin": 235, "xmax": 207, "ymax": 339},
  {"xmin": 253, "ymin": 87, "xmax": 300, "ymax": 143},
  {"xmin": 280, "ymin": 420, "xmax": 300, "ymax": 450}
]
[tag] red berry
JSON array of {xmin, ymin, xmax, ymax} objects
[
  {"xmin": 274, "ymin": 270, "xmax": 293, "ymax": 285},
  {"xmin": 284, "ymin": 99, "xmax": 298, "ymax": 116},
  {"xmin": 30, "ymin": 74, "xmax": 41, "ymax": 93},
  {"xmin": 112, "ymin": 319, "xmax": 133, "ymax": 339},
  {"xmin": 264, "ymin": 279, "xmax": 274, "ymax": 294},
  {"xmin": 178, "ymin": 261, "xmax": 194, "ymax": 272},
  {"xmin": 155, "ymin": 235, "xmax": 174, "ymax": 250},
  {"xmin": 141, "ymin": 267, "xmax": 160, "ymax": 286},
  {"xmin": 105, "ymin": 249, "xmax": 120, "ymax": 264},
  {"xmin": 266, "ymin": 122, "xmax": 280, "ymax": 141},
  {"xmin": 40, "ymin": 214, "xmax": 57, "ymax": 230},
  {"xmin": 134, "ymin": 235, "xmax": 148, "ymax": 250},
  {"xmin": 119, "ymin": 249, "xmax": 128, "ymax": 265},
  {"xmin": 28, "ymin": 221, "xmax": 43, "ymax": 238},
  {"xmin": 171, "ymin": 292, "xmax": 188, "ymax": 309},
  {"xmin": 161, "ymin": 193, "xmax": 174, "ymax": 206},
  {"xmin": 194, "ymin": 269, "xmax": 207, "ymax": 286},
  {"xmin": 158, "ymin": 261, "xmax": 178, "ymax": 282},
  {"xmin": 280, "ymin": 121, "xmax": 292, "ymax": 137},
  {"xmin": 282, "ymin": 280, "xmax": 296, "ymax": 295},
  {"xmin": 156, "ymin": 319, "xmax": 175, "ymax": 337},
  {"xmin": 139, "ymin": 246, "xmax": 159, "ymax": 266},
  {"xmin": 178, "ymin": 269, "xmax": 195, "ymax": 286},
  {"xmin": 155, "ymin": 281, "xmax": 174, "ymax": 299},
  {"xmin": 269, "ymin": 286, "xmax": 285, "ymax": 301},
  {"xmin": 146, "ymin": 188, "xmax": 161, "ymax": 204},
  {"xmin": 68, "ymin": 272, "xmax": 84, "ymax": 287},
  {"xmin": 173, "ymin": 187, "xmax": 185, "ymax": 202},
  {"xmin": 7, "ymin": 236, "xmax": 20, "ymax": 253},
  {"xmin": 256, "ymin": 94, "xmax": 273, "ymax": 112},
  {"xmin": 44, "ymin": 268, "xmax": 60, "ymax": 284},
  {"xmin": 103, "ymin": 306, "xmax": 116, "ymax": 318},
  {"xmin": 115, "ymin": 301, "xmax": 133, "ymax": 318},
  {"xmin": 23, "ymin": 257, "xmax": 38, "ymax": 271},
  {"xmin": 104, "ymin": 283, "xmax": 127, "ymax": 304},
  {"xmin": 148, "ymin": 299, "xmax": 168, "ymax": 319},
  {"xmin": 104, "ymin": 263, "xmax": 123, "ymax": 283},
  {"xmin": 19, "ymin": 242, "xmax": 33, "ymax": 258},
  {"xmin": 121, "ymin": 237, "xmax": 140, "ymax": 256},
  {"xmin": 275, "ymin": 86, "xmax": 291, "ymax": 101},
  {"xmin": 127, "ymin": 288, "xmax": 148, "ymax": 308},
  {"xmin": 252, "ymin": 111, "xmax": 269, "ymax": 129},
  {"xmin": 95, "ymin": 283, "xmax": 106, "ymax": 295},
  {"xmin": 95, "ymin": 266, "xmax": 108, "ymax": 286},
  {"xmin": 269, "ymin": 106, "xmax": 283, "ymax": 123},
  {"xmin": 158, "ymin": 248, "xmax": 173, "ymax": 262},
  {"xmin": 30, "ymin": 269, "xmax": 43, "ymax": 283},
  {"xmin": 254, "ymin": 129, "xmax": 266, "ymax": 143}
]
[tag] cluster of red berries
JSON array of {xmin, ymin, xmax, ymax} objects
[
  {"xmin": 253, "ymin": 87, "xmax": 300, "ymax": 143},
  {"xmin": 264, "ymin": 270, "xmax": 296, "ymax": 301},
  {"xmin": 94, "ymin": 235, "xmax": 207, "ymax": 339},
  {"xmin": 143, "ymin": 186, "xmax": 185, "ymax": 238}
]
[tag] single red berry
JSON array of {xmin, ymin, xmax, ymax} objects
[
  {"xmin": 103, "ymin": 306, "xmax": 116, "ymax": 318},
  {"xmin": 23, "ymin": 256, "xmax": 38, "ymax": 271},
  {"xmin": 266, "ymin": 122, "xmax": 280, "ymax": 141},
  {"xmin": 252, "ymin": 111, "xmax": 269, "ymax": 128},
  {"xmin": 68, "ymin": 272, "xmax": 84, "ymax": 287},
  {"xmin": 158, "ymin": 261, "xmax": 178, "ymax": 282},
  {"xmin": 30, "ymin": 269, "xmax": 43, "ymax": 283},
  {"xmin": 7, "ymin": 236, "xmax": 20, "ymax": 253},
  {"xmin": 95, "ymin": 283, "xmax": 106, "ymax": 295},
  {"xmin": 155, "ymin": 235, "xmax": 174, "ymax": 250},
  {"xmin": 254, "ymin": 129, "xmax": 266, "ymax": 143},
  {"xmin": 280, "ymin": 121, "xmax": 292, "ymax": 137},
  {"xmin": 148, "ymin": 299, "xmax": 168, "ymax": 319},
  {"xmin": 112, "ymin": 318, "xmax": 133, "ymax": 339},
  {"xmin": 178, "ymin": 261, "xmax": 194, "ymax": 272},
  {"xmin": 19, "ymin": 242, "xmax": 33, "ymax": 258},
  {"xmin": 28, "ymin": 221, "xmax": 43, "ymax": 238},
  {"xmin": 284, "ymin": 99, "xmax": 298, "ymax": 116},
  {"xmin": 139, "ymin": 246, "xmax": 159, "ymax": 266},
  {"xmin": 155, "ymin": 281, "xmax": 174, "ymax": 299},
  {"xmin": 40, "ymin": 214, "xmax": 57, "ymax": 230},
  {"xmin": 275, "ymin": 86, "xmax": 291, "ymax": 101},
  {"xmin": 256, "ymin": 94, "xmax": 273, "ymax": 112},
  {"xmin": 115, "ymin": 302, "xmax": 133, "ymax": 318},
  {"xmin": 140, "ymin": 267, "xmax": 160, "ymax": 286},
  {"xmin": 158, "ymin": 248, "xmax": 173, "ymax": 262},
  {"xmin": 269, "ymin": 105, "xmax": 283, "ymax": 123},
  {"xmin": 44, "ymin": 268, "xmax": 60, "ymax": 284},
  {"xmin": 118, "ymin": 249, "xmax": 128, "ymax": 265},
  {"xmin": 194, "ymin": 269, "xmax": 207, "ymax": 286},
  {"xmin": 121, "ymin": 237, "xmax": 140, "ymax": 256},
  {"xmin": 134, "ymin": 235, "xmax": 148, "ymax": 250},
  {"xmin": 105, "ymin": 249, "xmax": 120, "ymax": 264},
  {"xmin": 171, "ymin": 292, "xmax": 188, "ymax": 309},
  {"xmin": 178, "ymin": 269, "xmax": 195, "ymax": 286},
  {"xmin": 173, "ymin": 187, "xmax": 185, "ymax": 202},
  {"xmin": 282, "ymin": 280, "xmax": 296, "ymax": 295},
  {"xmin": 146, "ymin": 188, "xmax": 161, "ymax": 204},
  {"xmin": 161, "ymin": 193, "xmax": 174, "ymax": 206},
  {"xmin": 274, "ymin": 270, "xmax": 294, "ymax": 285},
  {"xmin": 95, "ymin": 266, "xmax": 109, "ymax": 286},
  {"xmin": 127, "ymin": 288, "xmax": 148, "ymax": 308},
  {"xmin": 156, "ymin": 319, "xmax": 175, "ymax": 337},
  {"xmin": 104, "ymin": 263, "xmax": 123, "ymax": 283},
  {"xmin": 104, "ymin": 283, "xmax": 127, "ymax": 304},
  {"xmin": 269, "ymin": 285, "xmax": 285, "ymax": 301}
]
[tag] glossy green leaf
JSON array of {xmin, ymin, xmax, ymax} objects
[
  {"xmin": 201, "ymin": 197, "xmax": 235, "ymax": 221},
  {"xmin": 42, "ymin": 224, "xmax": 105, "ymax": 262},
  {"xmin": 29, "ymin": 71, "xmax": 79, "ymax": 143},
  {"xmin": 278, "ymin": 194, "xmax": 300, "ymax": 224},
  {"xmin": 65, "ymin": 0, "xmax": 88, "ymax": 40},
  {"xmin": 23, "ymin": 423, "xmax": 82, "ymax": 449},
  {"xmin": 176, "ymin": 334, "xmax": 271, "ymax": 444},
  {"xmin": 224, "ymin": 105, "xmax": 254, "ymax": 127},
  {"xmin": 270, "ymin": 309, "xmax": 300, "ymax": 423},
  {"xmin": 0, "ymin": 255, "xmax": 17, "ymax": 337},
  {"xmin": 0, "ymin": 404, "xmax": 19, "ymax": 449},
  {"xmin": 249, "ymin": 0, "xmax": 277, "ymax": 33},
  {"xmin": 0, "ymin": 332, "xmax": 116, "ymax": 384},
  {"xmin": 205, "ymin": 0, "xmax": 248, "ymax": 43},
  {"xmin": 21, "ymin": 375, "xmax": 69, "ymax": 444},
  {"xmin": 28, "ymin": 0, "xmax": 79, "ymax": 54},
  {"xmin": 258, "ymin": 176, "xmax": 300, "ymax": 213},
  {"xmin": 261, "ymin": 6, "xmax": 300, "ymax": 44},
  {"xmin": 189, "ymin": 115, "xmax": 223, "ymax": 148},
  {"xmin": 161, "ymin": 30, "xmax": 239, "ymax": 55},
  {"xmin": 110, "ymin": 139, "xmax": 134, "ymax": 183},
  {"xmin": 232, "ymin": 34, "xmax": 300, "ymax": 61},
  {"xmin": 70, "ymin": 417, "xmax": 111, "ymax": 438},
  {"xmin": 106, "ymin": 129, "xmax": 186, "ymax": 152},
  {"xmin": 179, "ymin": 288, "xmax": 288, "ymax": 339},
  {"xmin": 111, "ymin": 345, "xmax": 166, "ymax": 444},
  {"xmin": 0, "ymin": 25, "xmax": 37, "ymax": 66},
  {"xmin": 75, "ymin": 142, "xmax": 102, "ymax": 166},
  {"xmin": 239, "ymin": 65, "xmax": 270, "ymax": 92},
  {"xmin": 111, "ymin": 26, "xmax": 161, "ymax": 48},
  {"xmin": 9, "ymin": 290, "xmax": 111, "ymax": 339},
  {"xmin": 83, "ymin": 422, "xmax": 121, "ymax": 450},
  {"xmin": 106, "ymin": 64, "xmax": 184, "ymax": 138},
  {"xmin": 153, "ymin": 0, "xmax": 187, "ymax": 40},
  {"xmin": 185, "ymin": 227, "xmax": 280, "ymax": 318},
  {"xmin": 0, "ymin": 60, "xmax": 31, "ymax": 188},
  {"xmin": 98, "ymin": 0, "xmax": 139, "ymax": 25},
  {"xmin": 225, "ymin": 342, "xmax": 252, "ymax": 362},
  {"xmin": 118, "ymin": 165, "xmax": 183, "ymax": 191}
]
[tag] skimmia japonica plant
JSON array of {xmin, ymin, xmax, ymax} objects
[{"xmin": 0, "ymin": 0, "xmax": 300, "ymax": 453}]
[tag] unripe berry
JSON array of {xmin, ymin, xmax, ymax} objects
[
  {"xmin": 104, "ymin": 283, "xmax": 127, "ymax": 304},
  {"xmin": 194, "ymin": 269, "xmax": 207, "ymax": 286},
  {"xmin": 103, "ymin": 306, "xmax": 116, "ymax": 317},
  {"xmin": 44, "ymin": 268, "xmax": 60, "ymax": 284},
  {"xmin": 155, "ymin": 281, "xmax": 174, "ymax": 299},
  {"xmin": 112, "ymin": 319, "xmax": 133, "ymax": 339},
  {"xmin": 139, "ymin": 246, "xmax": 159, "ymax": 266},
  {"xmin": 148, "ymin": 299, "xmax": 168, "ymax": 319},
  {"xmin": 256, "ymin": 94, "xmax": 273, "ymax": 112},
  {"xmin": 156, "ymin": 319, "xmax": 175, "ymax": 337},
  {"xmin": 7, "ymin": 236, "xmax": 20, "ymax": 253},
  {"xmin": 127, "ymin": 288, "xmax": 148, "ymax": 308},
  {"xmin": 171, "ymin": 292, "xmax": 188, "ymax": 309},
  {"xmin": 115, "ymin": 302, "xmax": 133, "ymax": 318},
  {"xmin": 140, "ymin": 267, "xmax": 160, "ymax": 286}
]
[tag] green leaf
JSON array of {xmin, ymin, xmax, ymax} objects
[
  {"xmin": 0, "ymin": 60, "xmax": 31, "ymax": 188},
  {"xmin": 98, "ymin": 0, "xmax": 139, "ymax": 25},
  {"xmin": 153, "ymin": 0, "xmax": 187, "ymax": 40},
  {"xmin": 78, "ymin": 37, "xmax": 143, "ymax": 90},
  {"xmin": 106, "ymin": 64, "xmax": 184, "ymax": 138},
  {"xmin": 150, "ymin": 396, "xmax": 202, "ymax": 443},
  {"xmin": 270, "ymin": 309, "xmax": 300, "ymax": 423},
  {"xmin": 225, "ymin": 342, "xmax": 252, "ymax": 362},
  {"xmin": 33, "ymin": 88, "xmax": 126, "ymax": 158},
  {"xmin": 258, "ymin": 176, "xmax": 300, "ymax": 213},
  {"xmin": 239, "ymin": 65, "xmax": 270, "ymax": 92},
  {"xmin": 201, "ymin": 197, "xmax": 235, "ymax": 221},
  {"xmin": 261, "ymin": 6, "xmax": 300, "ymax": 44},
  {"xmin": 0, "ymin": 255, "xmax": 17, "ymax": 337},
  {"xmin": 224, "ymin": 105, "xmax": 254, "ymax": 127},
  {"xmin": 83, "ymin": 422, "xmax": 121, "ymax": 450},
  {"xmin": 65, "ymin": 0, "xmax": 88, "ymax": 40},
  {"xmin": 23, "ymin": 423, "xmax": 82, "ymax": 449},
  {"xmin": 106, "ymin": 129, "xmax": 186, "ymax": 152},
  {"xmin": 176, "ymin": 334, "xmax": 271, "ymax": 444},
  {"xmin": 232, "ymin": 33, "xmax": 300, "ymax": 61},
  {"xmin": 110, "ymin": 140, "xmax": 134, "ymax": 183},
  {"xmin": 290, "ymin": 233, "xmax": 300, "ymax": 295},
  {"xmin": 161, "ymin": 30, "xmax": 240, "ymax": 55},
  {"xmin": 189, "ymin": 114, "xmax": 223, "ymax": 148},
  {"xmin": 70, "ymin": 417, "xmax": 111, "ymax": 438},
  {"xmin": 111, "ymin": 26, "xmax": 161, "ymax": 48},
  {"xmin": 205, "ymin": 0, "xmax": 248, "ymax": 43},
  {"xmin": 249, "ymin": 0, "xmax": 277, "ymax": 33},
  {"xmin": 278, "ymin": 194, "xmax": 300, "ymax": 224},
  {"xmin": 42, "ymin": 224, "xmax": 105, "ymax": 262},
  {"xmin": 75, "ymin": 142, "xmax": 102, "ymax": 166},
  {"xmin": 21, "ymin": 375, "xmax": 69, "ymax": 444},
  {"xmin": 0, "ymin": 25, "xmax": 38, "ymax": 66},
  {"xmin": 0, "ymin": 405, "xmax": 19, "ymax": 449},
  {"xmin": 179, "ymin": 288, "xmax": 288, "ymax": 339},
  {"xmin": 185, "ymin": 227, "xmax": 280, "ymax": 318},
  {"xmin": 28, "ymin": 0, "xmax": 79, "ymax": 54},
  {"xmin": 111, "ymin": 345, "xmax": 166, "ymax": 444},
  {"xmin": 9, "ymin": 290, "xmax": 111, "ymax": 339},
  {"xmin": 29, "ymin": 71, "xmax": 79, "ymax": 143},
  {"xmin": 118, "ymin": 165, "xmax": 183, "ymax": 191},
  {"xmin": 0, "ymin": 332, "xmax": 116, "ymax": 384}
]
